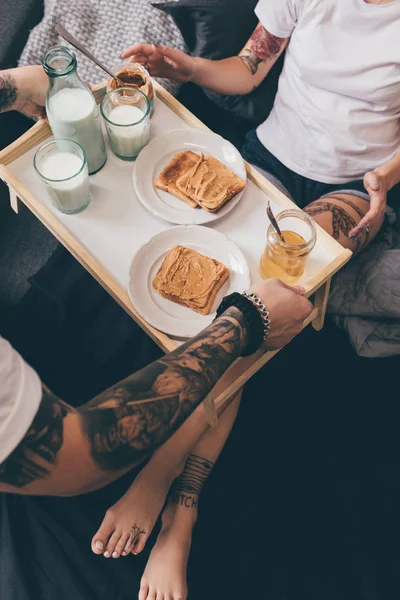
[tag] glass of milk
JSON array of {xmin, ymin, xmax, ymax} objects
[
  {"xmin": 34, "ymin": 139, "xmax": 91, "ymax": 214},
  {"xmin": 100, "ymin": 87, "xmax": 151, "ymax": 161},
  {"xmin": 42, "ymin": 46, "xmax": 107, "ymax": 175}
]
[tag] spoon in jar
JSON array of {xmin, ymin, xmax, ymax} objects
[
  {"xmin": 266, "ymin": 201, "xmax": 286, "ymax": 243},
  {"xmin": 55, "ymin": 24, "xmax": 124, "ymax": 87}
]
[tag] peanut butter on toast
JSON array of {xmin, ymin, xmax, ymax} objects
[
  {"xmin": 154, "ymin": 151, "xmax": 201, "ymax": 208},
  {"xmin": 176, "ymin": 155, "xmax": 245, "ymax": 213},
  {"xmin": 152, "ymin": 245, "xmax": 230, "ymax": 315}
]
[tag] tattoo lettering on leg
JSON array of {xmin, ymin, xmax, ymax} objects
[
  {"xmin": 80, "ymin": 308, "xmax": 247, "ymax": 472},
  {"xmin": 0, "ymin": 74, "xmax": 17, "ymax": 112},
  {"xmin": 239, "ymin": 24, "xmax": 286, "ymax": 75},
  {"xmin": 169, "ymin": 453, "xmax": 215, "ymax": 509},
  {"xmin": 0, "ymin": 387, "xmax": 72, "ymax": 487},
  {"xmin": 170, "ymin": 492, "xmax": 198, "ymax": 509}
]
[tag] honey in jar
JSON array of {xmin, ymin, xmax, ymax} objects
[{"xmin": 260, "ymin": 209, "xmax": 317, "ymax": 284}]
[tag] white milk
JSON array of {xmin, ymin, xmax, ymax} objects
[
  {"xmin": 105, "ymin": 105, "xmax": 150, "ymax": 159},
  {"xmin": 47, "ymin": 88, "xmax": 106, "ymax": 174},
  {"xmin": 40, "ymin": 151, "xmax": 91, "ymax": 213}
]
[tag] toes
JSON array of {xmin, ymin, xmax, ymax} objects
[
  {"xmin": 112, "ymin": 533, "xmax": 130, "ymax": 559},
  {"xmin": 104, "ymin": 530, "xmax": 122, "ymax": 558},
  {"xmin": 125, "ymin": 531, "xmax": 146, "ymax": 556},
  {"xmin": 156, "ymin": 592, "xmax": 164, "ymax": 600},
  {"xmin": 147, "ymin": 588, "xmax": 157, "ymax": 600},
  {"xmin": 132, "ymin": 534, "xmax": 147, "ymax": 555},
  {"xmin": 138, "ymin": 580, "xmax": 149, "ymax": 600},
  {"xmin": 91, "ymin": 509, "xmax": 116, "ymax": 555}
]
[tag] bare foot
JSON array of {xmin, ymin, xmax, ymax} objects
[
  {"xmin": 91, "ymin": 459, "xmax": 182, "ymax": 559},
  {"xmin": 139, "ymin": 500, "xmax": 197, "ymax": 600}
]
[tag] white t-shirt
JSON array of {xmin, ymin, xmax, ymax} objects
[
  {"xmin": 256, "ymin": 0, "xmax": 400, "ymax": 184},
  {"xmin": 0, "ymin": 336, "xmax": 42, "ymax": 464}
]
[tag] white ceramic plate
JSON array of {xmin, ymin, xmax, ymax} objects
[
  {"xmin": 133, "ymin": 129, "xmax": 247, "ymax": 225},
  {"xmin": 128, "ymin": 225, "xmax": 250, "ymax": 338}
]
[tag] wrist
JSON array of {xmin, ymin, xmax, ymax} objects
[
  {"xmin": 215, "ymin": 293, "xmax": 268, "ymax": 356},
  {"xmin": 220, "ymin": 306, "xmax": 250, "ymax": 355},
  {"xmin": 374, "ymin": 162, "xmax": 400, "ymax": 191},
  {"xmin": 190, "ymin": 56, "xmax": 206, "ymax": 85}
]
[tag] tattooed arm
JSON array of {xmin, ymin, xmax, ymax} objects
[
  {"xmin": 0, "ymin": 65, "xmax": 47, "ymax": 118},
  {"xmin": 0, "ymin": 278, "xmax": 312, "ymax": 497},
  {"xmin": 0, "ymin": 308, "xmax": 248, "ymax": 496},
  {"xmin": 121, "ymin": 22, "xmax": 289, "ymax": 96}
]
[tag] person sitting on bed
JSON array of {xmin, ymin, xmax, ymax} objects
[
  {"xmin": 90, "ymin": 1, "xmax": 400, "ymax": 597},
  {"xmin": 123, "ymin": 0, "xmax": 400, "ymax": 259}
]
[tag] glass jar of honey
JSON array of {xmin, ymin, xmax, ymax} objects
[
  {"xmin": 260, "ymin": 209, "xmax": 317, "ymax": 284},
  {"xmin": 107, "ymin": 62, "xmax": 154, "ymax": 116}
]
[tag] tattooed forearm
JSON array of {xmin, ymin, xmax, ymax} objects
[
  {"xmin": 0, "ymin": 309, "xmax": 246, "ymax": 490},
  {"xmin": 170, "ymin": 453, "xmax": 215, "ymax": 509},
  {"xmin": 239, "ymin": 24, "xmax": 286, "ymax": 75},
  {"xmin": 0, "ymin": 74, "xmax": 18, "ymax": 113},
  {"xmin": 80, "ymin": 307, "xmax": 248, "ymax": 472},
  {"xmin": 0, "ymin": 387, "xmax": 72, "ymax": 487}
]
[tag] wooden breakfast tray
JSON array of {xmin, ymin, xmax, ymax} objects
[{"xmin": 0, "ymin": 81, "xmax": 351, "ymax": 427}]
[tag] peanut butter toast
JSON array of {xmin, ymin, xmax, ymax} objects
[
  {"xmin": 154, "ymin": 151, "xmax": 201, "ymax": 208},
  {"xmin": 152, "ymin": 245, "xmax": 230, "ymax": 315},
  {"xmin": 176, "ymin": 155, "xmax": 245, "ymax": 213}
]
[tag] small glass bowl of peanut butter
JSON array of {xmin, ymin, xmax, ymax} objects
[{"xmin": 107, "ymin": 62, "xmax": 154, "ymax": 116}]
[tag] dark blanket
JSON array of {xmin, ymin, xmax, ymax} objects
[{"xmin": 1, "ymin": 247, "xmax": 400, "ymax": 600}]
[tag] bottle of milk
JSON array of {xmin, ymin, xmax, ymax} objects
[{"xmin": 42, "ymin": 46, "xmax": 107, "ymax": 174}]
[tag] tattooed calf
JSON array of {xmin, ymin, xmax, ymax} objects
[{"xmin": 169, "ymin": 454, "xmax": 215, "ymax": 509}]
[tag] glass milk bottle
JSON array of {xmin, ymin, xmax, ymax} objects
[{"xmin": 42, "ymin": 46, "xmax": 107, "ymax": 174}]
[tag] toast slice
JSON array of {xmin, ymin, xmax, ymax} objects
[
  {"xmin": 176, "ymin": 154, "xmax": 246, "ymax": 213},
  {"xmin": 154, "ymin": 151, "xmax": 201, "ymax": 208},
  {"xmin": 152, "ymin": 245, "xmax": 230, "ymax": 315}
]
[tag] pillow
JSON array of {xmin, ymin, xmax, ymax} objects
[{"xmin": 152, "ymin": 0, "xmax": 284, "ymax": 125}]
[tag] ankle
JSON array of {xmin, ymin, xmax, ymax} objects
[
  {"xmin": 162, "ymin": 496, "xmax": 199, "ymax": 530},
  {"xmin": 149, "ymin": 454, "xmax": 187, "ymax": 488}
]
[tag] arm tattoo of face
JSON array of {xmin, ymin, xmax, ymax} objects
[
  {"xmin": 170, "ymin": 453, "xmax": 215, "ymax": 509},
  {"xmin": 80, "ymin": 308, "xmax": 247, "ymax": 472},
  {"xmin": 239, "ymin": 24, "xmax": 286, "ymax": 75},
  {"xmin": 0, "ymin": 74, "xmax": 18, "ymax": 113},
  {"xmin": 0, "ymin": 387, "xmax": 72, "ymax": 487}
]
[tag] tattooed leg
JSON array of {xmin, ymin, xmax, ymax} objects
[
  {"xmin": 91, "ymin": 362, "xmax": 247, "ymax": 560},
  {"xmin": 304, "ymin": 193, "xmax": 376, "ymax": 253},
  {"xmin": 139, "ymin": 393, "xmax": 242, "ymax": 600},
  {"xmin": 91, "ymin": 362, "xmax": 244, "ymax": 559}
]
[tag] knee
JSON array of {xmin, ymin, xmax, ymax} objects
[{"xmin": 304, "ymin": 194, "xmax": 374, "ymax": 252}]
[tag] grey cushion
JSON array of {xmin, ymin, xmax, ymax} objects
[{"xmin": 0, "ymin": 0, "xmax": 43, "ymax": 68}]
